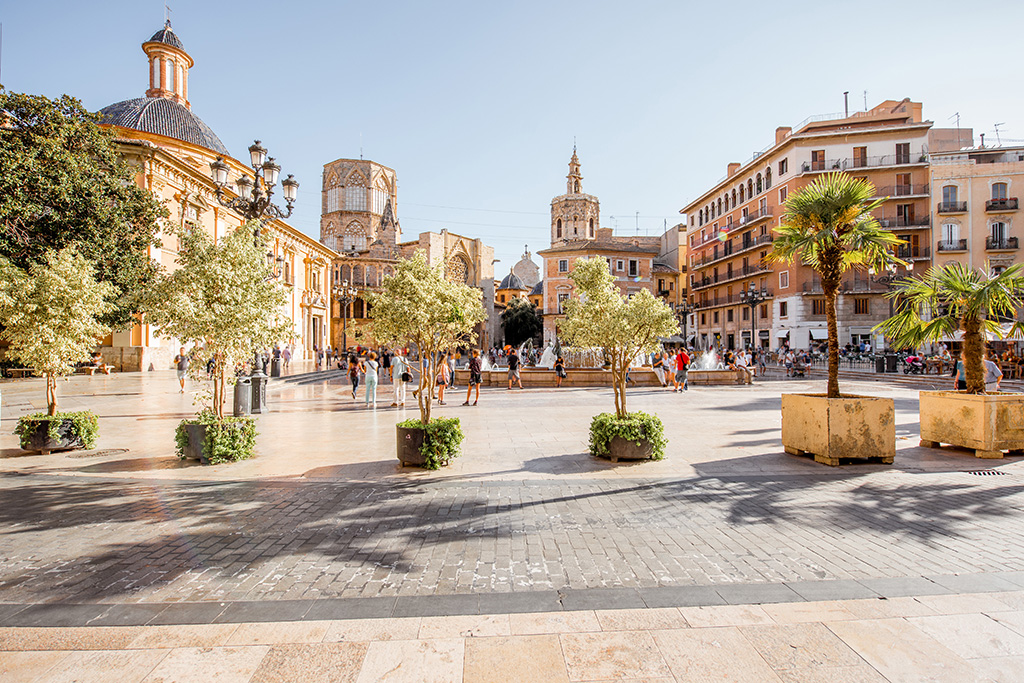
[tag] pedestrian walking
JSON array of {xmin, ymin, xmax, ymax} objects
[
  {"xmin": 435, "ymin": 353, "xmax": 451, "ymax": 404},
  {"xmin": 315, "ymin": 346, "xmax": 323, "ymax": 371},
  {"xmin": 381, "ymin": 349, "xmax": 392, "ymax": 381},
  {"xmin": 391, "ymin": 349, "xmax": 411, "ymax": 406},
  {"xmin": 673, "ymin": 348, "xmax": 690, "ymax": 392},
  {"xmin": 447, "ymin": 353, "xmax": 457, "ymax": 389},
  {"xmin": 555, "ymin": 355, "xmax": 567, "ymax": 387},
  {"xmin": 282, "ymin": 345, "xmax": 292, "ymax": 370},
  {"xmin": 984, "ymin": 352, "xmax": 1003, "ymax": 393},
  {"xmin": 173, "ymin": 347, "xmax": 189, "ymax": 393},
  {"xmin": 463, "ymin": 349, "xmax": 482, "ymax": 405},
  {"xmin": 507, "ymin": 349, "xmax": 523, "ymax": 389},
  {"xmin": 653, "ymin": 352, "xmax": 667, "ymax": 387},
  {"xmin": 349, "ymin": 353, "xmax": 363, "ymax": 399},
  {"xmin": 364, "ymin": 352, "xmax": 379, "ymax": 408}
]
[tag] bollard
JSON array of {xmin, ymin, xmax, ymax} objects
[{"xmin": 250, "ymin": 375, "xmax": 267, "ymax": 414}]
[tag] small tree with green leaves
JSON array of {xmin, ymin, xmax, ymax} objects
[
  {"xmin": 0, "ymin": 248, "xmax": 113, "ymax": 415},
  {"xmin": 501, "ymin": 296, "xmax": 542, "ymax": 347},
  {"xmin": 369, "ymin": 251, "xmax": 486, "ymax": 425},
  {"xmin": 147, "ymin": 223, "xmax": 290, "ymax": 421},
  {"xmin": 768, "ymin": 172, "xmax": 904, "ymax": 398},
  {"xmin": 560, "ymin": 257, "xmax": 679, "ymax": 418},
  {"xmin": 877, "ymin": 262, "xmax": 1024, "ymax": 394}
]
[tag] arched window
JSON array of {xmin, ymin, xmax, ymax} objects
[
  {"xmin": 747, "ymin": 180, "xmax": 753, "ymax": 198},
  {"xmin": 344, "ymin": 173, "xmax": 367, "ymax": 211},
  {"xmin": 589, "ymin": 218, "xmax": 594, "ymax": 237},
  {"xmin": 354, "ymin": 298, "xmax": 365, "ymax": 318},
  {"xmin": 574, "ymin": 180, "xmax": 580, "ymax": 192},
  {"xmin": 756, "ymin": 174, "xmax": 763, "ymax": 194},
  {"xmin": 352, "ymin": 264, "xmax": 362, "ymax": 286},
  {"xmin": 556, "ymin": 218, "xmax": 562, "ymax": 238},
  {"xmin": 765, "ymin": 168, "xmax": 772, "ymax": 189},
  {"xmin": 732, "ymin": 189, "xmax": 737, "ymax": 206},
  {"xmin": 993, "ymin": 182, "xmax": 1008, "ymax": 200},
  {"xmin": 942, "ymin": 185, "xmax": 959, "ymax": 204},
  {"xmin": 739, "ymin": 185, "xmax": 745, "ymax": 203},
  {"xmin": 343, "ymin": 222, "xmax": 367, "ymax": 252},
  {"xmin": 167, "ymin": 60, "xmax": 176, "ymax": 91},
  {"xmin": 717, "ymin": 198, "xmax": 722, "ymax": 215}
]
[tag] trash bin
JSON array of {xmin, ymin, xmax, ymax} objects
[
  {"xmin": 885, "ymin": 354, "xmax": 899, "ymax": 373},
  {"xmin": 233, "ymin": 378, "xmax": 252, "ymax": 416},
  {"xmin": 875, "ymin": 356, "xmax": 886, "ymax": 373},
  {"xmin": 270, "ymin": 357, "xmax": 282, "ymax": 378},
  {"xmin": 250, "ymin": 375, "xmax": 267, "ymax": 414}
]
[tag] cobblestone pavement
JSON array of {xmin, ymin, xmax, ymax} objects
[{"xmin": 2, "ymin": 468, "xmax": 1024, "ymax": 605}]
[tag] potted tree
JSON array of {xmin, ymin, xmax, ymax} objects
[
  {"xmin": 878, "ymin": 262, "xmax": 1024, "ymax": 459},
  {"xmin": 148, "ymin": 224, "xmax": 290, "ymax": 464},
  {"xmin": 559, "ymin": 257, "xmax": 678, "ymax": 462},
  {"xmin": 369, "ymin": 252, "xmax": 485, "ymax": 468},
  {"xmin": 0, "ymin": 249, "xmax": 112, "ymax": 453},
  {"xmin": 768, "ymin": 172, "xmax": 905, "ymax": 466}
]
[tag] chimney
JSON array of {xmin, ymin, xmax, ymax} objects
[
  {"xmin": 727, "ymin": 162, "xmax": 741, "ymax": 178},
  {"xmin": 775, "ymin": 126, "xmax": 792, "ymax": 144},
  {"xmin": 980, "ymin": 133, "xmax": 985, "ymax": 148}
]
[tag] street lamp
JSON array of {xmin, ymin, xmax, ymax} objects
[
  {"xmin": 333, "ymin": 281, "xmax": 359, "ymax": 353},
  {"xmin": 739, "ymin": 282, "xmax": 768, "ymax": 352},
  {"xmin": 675, "ymin": 302, "xmax": 693, "ymax": 348}
]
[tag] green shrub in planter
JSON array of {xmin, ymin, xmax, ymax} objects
[
  {"xmin": 396, "ymin": 417, "xmax": 464, "ymax": 469},
  {"xmin": 174, "ymin": 411, "xmax": 257, "ymax": 465},
  {"xmin": 589, "ymin": 411, "xmax": 667, "ymax": 460},
  {"xmin": 15, "ymin": 411, "xmax": 99, "ymax": 451}
]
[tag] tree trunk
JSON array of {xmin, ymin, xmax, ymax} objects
[
  {"xmin": 962, "ymin": 315, "xmax": 986, "ymax": 394},
  {"xmin": 419, "ymin": 349, "xmax": 432, "ymax": 425},
  {"xmin": 214, "ymin": 363, "xmax": 225, "ymax": 421},
  {"xmin": 46, "ymin": 375, "xmax": 57, "ymax": 416},
  {"xmin": 823, "ymin": 280, "xmax": 841, "ymax": 399}
]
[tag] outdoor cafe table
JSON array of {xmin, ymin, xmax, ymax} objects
[{"xmin": 925, "ymin": 358, "xmax": 948, "ymax": 375}]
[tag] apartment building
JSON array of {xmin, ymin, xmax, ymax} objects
[
  {"xmin": 681, "ymin": 99, "xmax": 965, "ymax": 352},
  {"xmin": 930, "ymin": 145, "xmax": 1024, "ymax": 277}
]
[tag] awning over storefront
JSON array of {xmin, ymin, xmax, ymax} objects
[
  {"xmin": 809, "ymin": 328, "xmax": 828, "ymax": 340},
  {"xmin": 776, "ymin": 330, "xmax": 790, "ymax": 338},
  {"xmin": 936, "ymin": 323, "xmax": 1024, "ymax": 342}
]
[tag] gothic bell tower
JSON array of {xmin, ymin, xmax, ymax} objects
[{"xmin": 550, "ymin": 146, "xmax": 600, "ymax": 245}]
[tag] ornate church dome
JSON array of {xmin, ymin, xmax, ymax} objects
[
  {"xmin": 99, "ymin": 21, "xmax": 229, "ymax": 156},
  {"xmin": 499, "ymin": 270, "xmax": 526, "ymax": 291}
]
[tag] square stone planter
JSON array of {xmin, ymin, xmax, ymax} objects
[
  {"xmin": 781, "ymin": 393, "xmax": 895, "ymax": 466},
  {"xmin": 919, "ymin": 391, "xmax": 1024, "ymax": 459}
]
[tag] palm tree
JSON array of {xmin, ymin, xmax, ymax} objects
[
  {"xmin": 768, "ymin": 172, "xmax": 904, "ymax": 398},
  {"xmin": 877, "ymin": 262, "xmax": 1024, "ymax": 394}
]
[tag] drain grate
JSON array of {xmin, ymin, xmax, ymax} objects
[
  {"xmin": 966, "ymin": 470, "xmax": 1010, "ymax": 476},
  {"xmin": 67, "ymin": 448, "xmax": 129, "ymax": 459}
]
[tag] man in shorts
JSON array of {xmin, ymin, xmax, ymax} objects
[
  {"xmin": 173, "ymin": 347, "xmax": 189, "ymax": 393},
  {"xmin": 507, "ymin": 349, "xmax": 523, "ymax": 389},
  {"xmin": 673, "ymin": 347, "xmax": 690, "ymax": 392},
  {"xmin": 463, "ymin": 349, "xmax": 483, "ymax": 405}
]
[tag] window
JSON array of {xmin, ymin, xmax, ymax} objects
[
  {"xmin": 558, "ymin": 259, "xmax": 568, "ymax": 273},
  {"xmin": 589, "ymin": 218, "xmax": 594, "ymax": 237},
  {"xmin": 855, "ymin": 298, "xmax": 869, "ymax": 315},
  {"xmin": 616, "ymin": 259, "xmax": 624, "ymax": 271},
  {"xmin": 779, "ymin": 301, "xmax": 788, "ymax": 317},
  {"xmin": 897, "ymin": 203, "xmax": 915, "ymax": 226},
  {"xmin": 742, "ymin": 307, "xmax": 749, "ymax": 321},
  {"xmin": 343, "ymin": 222, "xmax": 367, "ymax": 251},
  {"xmin": 732, "ymin": 189, "xmax": 737, "ymax": 206},
  {"xmin": 993, "ymin": 182, "xmax": 1008, "ymax": 200},
  {"xmin": 739, "ymin": 185, "xmax": 745, "ymax": 203},
  {"xmin": 812, "ymin": 299, "xmax": 826, "ymax": 315},
  {"xmin": 765, "ymin": 168, "xmax": 772, "ymax": 189},
  {"xmin": 499, "ymin": 294, "xmax": 505, "ymax": 303},
  {"xmin": 326, "ymin": 187, "xmax": 342, "ymax": 213},
  {"xmin": 713, "ymin": 311, "xmax": 719, "ymax": 323},
  {"xmin": 756, "ymin": 173, "xmax": 763, "ymax": 194},
  {"xmin": 345, "ymin": 184, "xmax": 367, "ymax": 211},
  {"xmin": 760, "ymin": 304, "xmax": 768, "ymax": 319},
  {"xmin": 942, "ymin": 223, "xmax": 960, "ymax": 242},
  {"xmin": 895, "ymin": 143, "xmax": 910, "ymax": 164},
  {"xmin": 556, "ymin": 219, "xmax": 562, "ymax": 238},
  {"xmin": 628, "ymin": 260, "xmax": 638, "ymax": 277},
  {"xmin": 701, "ymin": 313, "xmax": 706, "ymax": 325},
  {"xmin": 747, "ymin": 179, "xmax": 753, "ymax": 198},
  {"xmin": 942, "ymin": 185, "xmax": 958, "ymax": 204},
  {"xmin": 811, "ymin": 150, "xmax": 825, "ymax": 171},
  {"xmin": 167, "ymin": 59, "xmax": 175, "ymax": 91},
  {"xmin": 727, "ymin": 309, "xmax": 734, "ymax": 322},
  {"xmin": 896, "ymin": 173, "xmax": 912, "ymax": 195},
  {"xmin": 658, "ymin": 278, "xmax": 665, "ymax": 292},
  {"xmin": 779, "ymin": 186, "xmax": 788, "ymax": 203},
  {"xmin": 759, "ymin": 197, "xmax": 767, "ymax": 213},
  {"xmin": 992, "ymin": 222, "xmax": 1008, "ymax": 241},
  {"xmin": 853, "ymin": 146, "xmax": 867, "ymax": 168},
  {"xmin": 778, "ymin": 158, "xmax": 788, "ymax": 175},
  {"xmin": 779, "ymin": 271, "xmax": 789, "ymax": 289},
  {"xmin": 557, "ymin": 293, "xmax": 570, "ymax": 313}
]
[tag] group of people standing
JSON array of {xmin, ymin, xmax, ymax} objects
[
  {"xmin": 346, "ymin": 348, "xmax": 414, "ymax": 408},
  {"xmin": 651, "ymin": 348, "xmax": 692, "ymax": 391}
]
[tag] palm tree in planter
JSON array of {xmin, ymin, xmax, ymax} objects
[
  {"xmin": 767, "ymin": 172, "xmax": 905, "ymax": 466},
  {"xmin": 877, "ymin": 261, "xmax": 1024, "ymax": 459},
  {"xmin": 559, "ymin": 257, "xmax": 679, "ymax": 462},
  {"xmin": 0, "ymin": 248, "xmax": 112, "ymax": 453},
  {"xmin": 368, "ymin": 252, "xmax": 486, "ymax": 469},
  {"xmin": 148, "ymin": 224, "xmax": 291, "ymax": 465}
]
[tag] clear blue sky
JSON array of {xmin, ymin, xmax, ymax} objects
[{"xmin": 4, "ymin": 1, "xmax": 1023, "ymax": 270}]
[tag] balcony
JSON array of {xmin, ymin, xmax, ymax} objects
[
  {"xmin": 877, "ymin": 215, "xmax": 930, "ymax": 230},
  {"xmin": 801, "ymin": 153, "xmax": 927, "ymax": 174},
  {"xmin": 896, "ymin": 245, "xmax": 931, "ymax": 260},
  {"xmin": 871, "ymin": 183, "xmax": 930, "ymax": 198},
  {"xmin": 692, "ymin": 233, "xmax": 775, "ymax": 269},
  {"xmin": 740, "ymin": 206, "xmax": 773, "ymax": 226},
  {"xmin": 986, "ymin": 237, "xmax": 1019, "ymax": 251},
  {"xmin": 986, "ymin": 198, "xmax": 1019, "ymax": 212},
  {"xmin": 937, "ymin": 201, "xmax": 968, "ymax": 213},
  {"xmin": 937, "ymin": 239, "xmax": 968, "ymax": 252},
  {"xmin": 694, "ymin": 288, "xmax": 775, "ymax": 310},
  {"xmin": 802, "ymin": 279, "xmax": 890, "ymax": 294},
  {"xmin": 691, "ymin": 263, "xmax": 771, "ymax": 290}
]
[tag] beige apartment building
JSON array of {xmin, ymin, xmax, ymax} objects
[
  {"xmin": 681, "ymin": 99, "xmax": 966, "ymax": 352},
  {"xmin": 929, "ymin": 145, "xmax": 1024, "ymax": 277}
]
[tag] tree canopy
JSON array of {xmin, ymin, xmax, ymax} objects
[
  {"xmin": 0, "ymin": 89, "xmax": 167, "ymax": 328},
  {"xmin": 147, "ymin": 224, "xmax": 291, "ymax": 420},
  {"xmin": 369, "ymin": 251, "xmax": 486, "ymax": 424},
  {"xmin": 560, "ymin": 257, "xmax": 678, "ymax": 417},
  {"xmin": 501, "ymin": 296, "xmax": 542, "ymax": 347},
  {"xmin": 0, "ymin": 248, "xmax": 114, "ymax": 415}
]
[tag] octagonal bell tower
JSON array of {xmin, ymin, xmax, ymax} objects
[{"xmin": 550, "ymin": 146, "xmax": 600, "ymax": 245}]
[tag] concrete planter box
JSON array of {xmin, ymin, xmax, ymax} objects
[
  {"xmin": 781, "ymin": 393, "xmax": 895, "ymax": 466},
  {"xmin": 19, "ymin": 418, "xmax": 84, "ymax": 455},
  {"xmin": 919, "ymin": 391, "xmax": 1024, "ymax": 459},
  {"xmin": 396, "ymin": 425, "xmax": 427, "ymax": 467},
  {"xmin": 182, "ymin": 423, "xmax": 209, "ymax": 465},
  {"xmin": 604, "ymin": 436, "xmax": 655, "ymax": 463}
]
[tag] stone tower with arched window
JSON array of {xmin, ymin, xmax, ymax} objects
[
  {"xmin": 550, "ymin": 147, "xmax": 600, "ymax": 245},
  {"xmin": 320, "ymin": 159, "xmax": 400, "ymax": 255}
]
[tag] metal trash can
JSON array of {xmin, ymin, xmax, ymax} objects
[
  {"xmin": 233, "ymin": 378, "xmax": 252, "ymax": 416},
  {"xmin": 875, "ymin": 356, "xmax": 886, "ymax": 373},
  {"xmin": 250, "ymin": 375, "xmax": 267, "ymax": 414},
  {"xmin": 270, "ymin": 357, "xmax": 282, "ymax": 378},
  {"xmin": 885, "ymin": 354, "xmax": 899, "ymax": 373}
]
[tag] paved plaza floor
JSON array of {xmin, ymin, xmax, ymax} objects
[{"xmin": 2, "ymin": 370, "xmax": 1024, "ymax": 680}]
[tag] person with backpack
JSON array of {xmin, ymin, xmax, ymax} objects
[
  {"xmin": 554, "ymin": 355, "xmax": 567, "ymax": 387},
  {"xmin": 673, "ymin": 348, "xmax": 691, "ymax": 392},
  {"xmin": 348, "ymin": 353, "xmax": 363, "ymax": 400}
]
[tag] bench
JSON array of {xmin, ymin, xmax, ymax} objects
[
  {"xmin": 76, "ymin": 365, "xmax": 114, "ymax": 375},
  {"xmin": 6, "ymin": 368, "xmax": 37, "ymax": 378}
]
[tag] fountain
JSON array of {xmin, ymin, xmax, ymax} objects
[
  {"xmin": 537, "ymin": 343, "xmax": 556, "ymax": 369},
  {"xmin": 686, "ymin": 348, "xmax": 751, "ymax": 386}
]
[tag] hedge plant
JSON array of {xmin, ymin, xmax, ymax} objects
[
  {"xmin": 15, "ymin": 411, "xmax": 99, "ymax": 450},
  {"xmin": 397, "ymin": 416, "xmax": 464, "ymax": 469},
  {"xmin": 174, "ymin": 410, "xmax": 257, "ymax": 465},
  {"xmin": 588, "ymin": 411, "xmax": 667, "ymax": 460}
]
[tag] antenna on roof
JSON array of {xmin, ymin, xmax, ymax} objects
[
  {"xmin": 995, "ymin": 123, "xmax": 1005, "ymax": 146},
  {"xmin": 949, "ymin": 112, "xmax": 962, "ymax": 147},
  {"xmin": 635, "ymin": 211, "xmax": 639, "ymax": 236},
  {"xmin": 863, "ymin": 90, "xmax": 868, "ymax": 111},
  {"xmin": 843, "ymin": 91, "xmax": 849, "ymax": 118}
]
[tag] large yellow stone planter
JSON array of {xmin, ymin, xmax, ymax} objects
[
  {"xmin": 919, "ymin": 391, "xmax": 1024, "ymax": 459},
  {"xmin": 781, "ymin": 393, "xmax": 895, "ymax": 466}
]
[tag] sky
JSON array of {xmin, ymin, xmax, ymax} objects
[{"xmin": 3, "ymin": 0, "xmax": 1024, "ymax": 271}]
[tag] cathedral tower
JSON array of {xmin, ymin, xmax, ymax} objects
[{"xmin": 550, "ymin": 147, "xmax": 600, "ymax": 245}]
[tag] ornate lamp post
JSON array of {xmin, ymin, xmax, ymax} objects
[
  {"xmin": 675, "ymin": 302, "xmax": 693, "ymax": 348},
  {"xmin": 739, "ymin": 283, "xmax": 768, "ymax": 352},
  {"xmin": 333, "ymin": 281, "xmax": 359, "ymax": 353}
]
